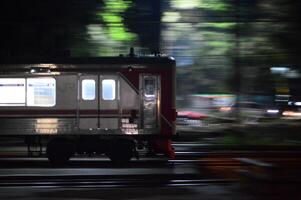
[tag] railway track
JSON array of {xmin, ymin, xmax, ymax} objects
[
  {"xmin": 0, "ymin": 173, "xmax": 234, "ymax": 188},
  {"xmin": 1, "ymin": 141, "xmax": 301, "ymax": 189},
  {"xmin": 1, "ymin": 149, "xmax": 301, "ymax": 166}
]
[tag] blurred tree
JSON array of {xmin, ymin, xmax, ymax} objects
[
  {"xmin": 162, "ymin": 0, "xmax": 236, "ymax": 95},
  {"xmin": 0, "ymin": 0, "xmax": 300, "ymax": 100},
  {"xmin": 169, "ymin": 0, "xmax": 301, "ymax": 98}
]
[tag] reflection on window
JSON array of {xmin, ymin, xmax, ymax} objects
[
  {"xmin": 102, "ymin": 79, "xmax": 115, "ymax": 100},
  {"xmin": 0, "ymin": 78, "xmax": 26, "ymax": 106},
  {"xmin": 145, "ymin": 79, "xmax": 155, "ymax": 95},
  {"xmin": 27, "ymin": 78, "xmax": 56, "ymax": 107},
  {"xmin": 144, "ymin": 77, "xmax": 156, "ymax": 98},
  {"xmin": 82, "ymin": 79, "xmax": 96, "ymax": 100}
]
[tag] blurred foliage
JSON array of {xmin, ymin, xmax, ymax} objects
[
  {"xmin": 165, "ymin": 0, "xmax": 301, "ymax": 97},
  {"xmin": 76, "ymin": 0, "xmax": 138, "ymax": 56},
  {"xmin": 0, "ymin": 0, "xmax": 300, "ymax": 99},
  {"xmin": 98, "ymin": 0, "xmax": 136, "ymax": 41},
  {"xmin": 162, "ymin": 0, "xmax": 237, "ymax": 95},
  {"xmin": 171, "ymin": 0, "xmax": 231, "ymax": 11}
]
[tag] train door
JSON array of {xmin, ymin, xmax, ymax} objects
[
  {"xmin": 79, "ymin": 75, "xmax": 98, "ymax": 130},
  {"xmin": 98, "ymin": 75, "xmax": 119, "ymax": 130},
  {"xmin": 140, "ymin": 75, "xmax": 160, "ymax": 131},
  {"xmin": 79, "ymin": 74, "xmax": 120, "ymax": 131}
]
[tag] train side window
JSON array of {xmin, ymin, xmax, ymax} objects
[
  {"xmin": 0, "ymin": 78, "xmax": 26, "ymax": 106},
  {"xmin": 82, "ymin": 79, "xmax": 96, "ymax": 100},
  {"xmin": 26, "ymin": 78, "xmax": 56, "ymax": 107},
  {"xmin": 102, "ymin": 79, "xmax": 115, "ymax": 100}
]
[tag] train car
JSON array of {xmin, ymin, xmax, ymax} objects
[{"xmin": 0, "ymin": 50, "xmax": 176, "ymax": 163}]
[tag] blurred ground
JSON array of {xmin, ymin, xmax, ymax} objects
[{"xmin": 0, "ymin": 184, "xmax": 263, "ymax": 200}]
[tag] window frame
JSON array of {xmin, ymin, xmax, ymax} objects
[
  {"xmin": 26, "ymin": 77, "xmax": 56, "ymax": 107},
  {"xmin": 0, "ymin": 77, "xmax": 56, "ymax": 107},
  {"xmin": 81, "ymin": 79, "xmax": 96, "ymax": 101},
  {"xmin": 102, "ymin": 79, "xmax": 116, "ymax": 101}
]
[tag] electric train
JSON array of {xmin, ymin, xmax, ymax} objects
[{"xmin": 0, "ymin": 50, "xmax": 176, "ymax": 163}]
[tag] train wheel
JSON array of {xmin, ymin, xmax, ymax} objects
[
  {"xmin": 46, "ymin": 138, "xmax": 75, "ymax": 164},
  {"xmin": 106, "ymin": 139, "xmax": 135, "ymax": 164}
]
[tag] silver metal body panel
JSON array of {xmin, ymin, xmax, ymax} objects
[
  {"xmin": 0, "ymin": 118, "xmax": 76, "ymax": 135},
  {"xmin": 0, "ymin": 72, "xmax": 160, "ymax": 136}
]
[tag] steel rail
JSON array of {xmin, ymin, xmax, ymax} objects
[{"xmin": 0, "ymin": 175, "xmax": 235, "ymax": 188}]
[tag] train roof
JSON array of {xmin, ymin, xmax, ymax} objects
[
  {"xmin": 0, "ymin": 56, "xmax": 176, "ymax": 72},
  {"xmin": 0, "ymin": 56, "xmax": 175, "ymax": 65}
]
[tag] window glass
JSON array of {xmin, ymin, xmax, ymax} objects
[
  {"xmin": 0, "ymin": 78, "xmax": 26, "ymax": 106},
  {"xmin": 82, "ymin": 79, "xmax": 96, "ymax": 100},
  {"xmin": 144, "ymin": 78, "xmax": 156, "ymax": 98},
  {"xmin": 27, "ymin": 78, "xmax": 56, "ymax": 107},
  {"xmin": 102, "ymin": 79, "xmax": 115, "ymax": 100}
]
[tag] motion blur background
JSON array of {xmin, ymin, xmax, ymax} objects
[{"xmin": 1, "ymin": 0, "xmax": 301, "ymax": 139}]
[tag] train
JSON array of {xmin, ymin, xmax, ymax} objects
[{"xmin": 0, "ymin": 49, "xmax": 176, "ymax": 163}]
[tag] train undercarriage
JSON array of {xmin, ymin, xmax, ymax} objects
[{"xmin": 24, "ymin": 135, "xmax": 174, "ymax": 164}]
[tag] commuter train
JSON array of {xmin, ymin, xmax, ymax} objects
[{"xmin": 0, "ymin": 50, "xmax": 176, "ymax": 163}]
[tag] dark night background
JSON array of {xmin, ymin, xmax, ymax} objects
[{"xmin": 1, "ymin": 0, "xmax": 301, "ymax": 98}]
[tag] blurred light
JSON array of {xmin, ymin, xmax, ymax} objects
[
  {"xmin": 276, "ymin": 94, "xmax": 290, "ymax": 97},
  {"xmin": 270, "ymin": 67, "xmax": 290, "ymax": 74},
  {"xmin": 276, "ymin": 100, "xmax": 289, "ymax": 102},
  {"xmin": 282, "ymin": 111, "xmax": 301, "ymax": 117},
  {"xmin": 286, "ymin": 70, "xmax": 300, "ymax": 78},
  {"xmin": 220, "ymin": 106, "xmax": 231, "ymax": 112},
  {"xmin": 266, "ymin": 109, "xmax": 279, "ymax": 114},
  {"xmin": 295, "ymin": 102, "xmax": 301, "ymax": 106}
]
